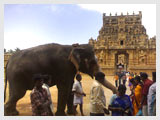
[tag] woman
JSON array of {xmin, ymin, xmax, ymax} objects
[{"xmin": 131, "ymin": 76, "xmax": 143, "ymax": 115}]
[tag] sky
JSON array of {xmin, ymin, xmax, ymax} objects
[{"xmin": 4, "ymin": 4, "xmax": 156, "ymax": 50}]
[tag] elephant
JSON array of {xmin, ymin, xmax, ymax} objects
[{"xmin": 4, "ymin": 43, "xmax": 117, "ymax": 116}]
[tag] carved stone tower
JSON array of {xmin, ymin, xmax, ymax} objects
[{"xmin": 89, "ymin": 11, "xmax": 156, "ymax": 76}]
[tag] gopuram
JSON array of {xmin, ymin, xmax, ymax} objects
[{"xmin": 89, "ymin": 11, "xmax": 156, "ymax": 76}]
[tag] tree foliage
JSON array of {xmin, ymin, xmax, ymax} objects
[{"xmin": 4, "ymin": 47, "xmax": 21, "ymax": 54}]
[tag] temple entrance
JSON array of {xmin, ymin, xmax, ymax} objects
[{"xmin": 115, "ymin": 51, "xmax": 129, "ymax": 73}]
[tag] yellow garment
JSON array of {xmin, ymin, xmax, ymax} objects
[{"xmin": 133, "ymin": 84, "xmax": 142, "ymax": 115}]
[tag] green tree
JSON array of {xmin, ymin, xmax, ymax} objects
[
  {"xmin": 8, "ymin": 49, "xmax": 14, "ymax": 54},
  {"xmin": 15, "ymin": 47, "xmax": 20, "ymax": 52}
]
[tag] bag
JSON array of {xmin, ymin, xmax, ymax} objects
[{"xmin": 136, "ymin": 109, "xmax": 143, "ymax": 116}]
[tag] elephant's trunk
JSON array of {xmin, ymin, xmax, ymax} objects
[
  {"xmin": 94, "ymin": 67, "xmax": 117, "ymax": 94},
  {"xmin": 101, "ymin": 77, "xmax": 117, "ymax": 94}
]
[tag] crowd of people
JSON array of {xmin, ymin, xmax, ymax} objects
[
  {"xmin": 29, "ymin": 71, "xmax": 156, "ymax": 116},
  {"xmin": 112, "ymin": 71, "xmax": 156, "ymax": 116}
]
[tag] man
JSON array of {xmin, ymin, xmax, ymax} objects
[
  {"xmin": 90, "ymin": 72, "xmax": 109, "ymax": 116},
  {"xmin": 72, "ymin": 74, "xmax": 86, "ymax": 116},
  {"xmin": 42, "ymin": 75, "xmax": 54, "ymax": 115},
  {"xmin": 118, "ymin": 71, "xmax": 123, "ymax": 85},
  {"xmin": 108, "ymin": 85, "xmax": 133, "ymax": 116},
  {"xmin": 140, "ymin": 72, "xmax": 153, "ymax": 116},
  {"xmin": 30, "ymin": 74, "xmax": 53, "ymax": 116},
  {"xmin": 147, "ymin": 72, "xmax": 156, "ymax": 116},
  {"xmin": 122, "ymin": 74, "xmax": 126, "ymax": 86}
]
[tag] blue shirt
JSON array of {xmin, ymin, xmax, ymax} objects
[{"xmin": 111, "ymin": 95, "xmax": 133, "ymax": 116}]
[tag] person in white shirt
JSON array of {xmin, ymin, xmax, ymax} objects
[
  {"xmin": 42, "ymin": 75, "xmax": 54, "ymax": 115},
  {"xmin": 72, "ymin": 74, "xmax": 86, "ymax": 116},
  {"xmin": 90, "ymin": 72, "xmax": 109, "ymax": 116},
  {"xmin": 148, "ymin": 72, "xmax": 156, "ymax": 116}
]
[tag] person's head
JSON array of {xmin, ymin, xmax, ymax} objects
[
  {"xmin": 152, "ymin": 72, "xmax": 156, "ymax": 82},
  {"xmin": 43, "ymin": 75, "xmax": 52, "ymax": 86},
  {"xmin": 134, "ymin": 76, "xmax": 141, "ymax": 85},
  {"xmin": 76, "ymin": 74, "xmax": 82, "ymax": 81},
  {"xmin": 33, "ymin": 74, "xmax": 43, "ymax": 89},
  {"xmin": 140, "ymin": 72, "xmax": 148, "ymax": 81},
  {"xmin": 118, "ymin": 85, "xmax": 126, "ymax": 96},
  {"xmin": 130, "ymin": 78, "xmax": 136, "ymax": 86},
  {"xmin": 95, "ymin": 72, "xmax": 105, "ymax": 83},
  {"xmin": 139, "ymin": 72, "xmax": 142, "ymax": 76}
]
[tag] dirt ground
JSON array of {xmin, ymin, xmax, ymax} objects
[{"xmin": 5, "ymin": 75, "xmax": 133, "ymax": 116}]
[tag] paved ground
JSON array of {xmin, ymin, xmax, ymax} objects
[{"xmin": 5, "ymin": 75, "xmax": 133, "ymax": 116}]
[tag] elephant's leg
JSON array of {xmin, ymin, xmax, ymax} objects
[
  {"xmin": 66, "ymin": 90, "xmax": 74, "ymax": 115},
  {"xmin": 66, "ymin": 81, "xmax": 74, "ymax": 115},
  {"xmin": 4, "ymin": 88, "xmax": 26, "ymax": 116},
  {"xmin": 55, "ymin": 85, "xmax": 71, "ymax": 116}
]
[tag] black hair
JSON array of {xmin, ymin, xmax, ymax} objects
[
  {"xmin": 130, "ymin": 78, "xmax": 135, "ymax": 84},
  {"xmin": 134, "ymin": 76, "xmax": 141, "ymax": 83},
  {"xmin": 32, "ymin": 74, "xmax": 42, "ymax": 82},
  {"xmin": 76, "ymin": 74, "xmax": 81, "ymax": 80},
  {"xmin": 43, "ymin": 75, "xmax": 51, "ymax": 83},
  {"xmin": 43, "ymin": 75, "xmax": 49, "ymax": 80},
  {"xmin": 140, "ymin": 72, "xmax": 148, "ymax": 79},
  {"xmin": 95, "ymin": 72, "xmax": 105, "ymax": 80},
  {"xmin": 118, "ymin": 84, "xmax": 126, "ymax": 93}
]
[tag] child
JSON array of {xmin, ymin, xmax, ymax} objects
[
  {"xmin": 108, "ymin": 85, "xmax": 133, "ymax": 116},
  {"xmin": 72, "ymin": 74, "xmax": 86, "ymax": 116}
]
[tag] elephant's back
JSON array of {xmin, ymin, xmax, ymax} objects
[
  {"xmin": 6, "ymin": 43, "xmax": 73, "ymax": 85},
  {"xmin": 7, "ymin": 43, "xmax": 72, "ymax": 66}
]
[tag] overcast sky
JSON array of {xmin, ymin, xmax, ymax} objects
[{"xmin": 4, "ymin": 4, "xmax": 156, "ymax": 50}]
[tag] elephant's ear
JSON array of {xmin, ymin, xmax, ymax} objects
[{"xmin": 68, "ymin": 44, "xmax": 84, "ymax": 72}]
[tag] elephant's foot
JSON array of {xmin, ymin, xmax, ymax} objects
[
  {"xmin": 55, "ymin": 111, "xmax": 66, "ymax": 116},
  {"xmin": 4, "ymin": 105, "xmax": 19, "ymax": 116}
]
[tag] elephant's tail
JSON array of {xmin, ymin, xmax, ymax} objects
[{"xmin": 4, "ymin": 61, "xmax": 8, "ymax": 102}]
